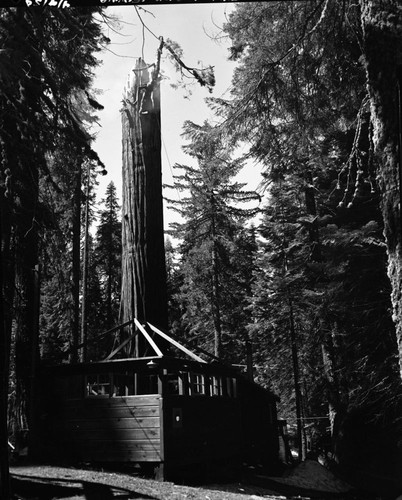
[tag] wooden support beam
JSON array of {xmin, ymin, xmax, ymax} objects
[
  {"xmin": 67, "ymin": 320, "xmax": 134, "ymax": 357},
  {"xmin": 147, "ymin": 323, "xmax": 206, "ymax": 363},
  {"xmin": 134, "ymin": 319, "xmax": 164, "ymax": 357},
  {"xmin": 104, "ymin": 329, "xmax": 138, "ymax": 361}
]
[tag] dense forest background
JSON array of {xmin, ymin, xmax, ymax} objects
[{"xmin": 1, "ymin": 2, "xmax": 402, "ymax": 498}]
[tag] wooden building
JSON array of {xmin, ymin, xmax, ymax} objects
[
  {"xmin": 33, "ymin": 57, "xmax": 280, "ymax": 480},
  {"xmin": 35, "ymin": 320, "xmax": 280, "ymax": 480}
]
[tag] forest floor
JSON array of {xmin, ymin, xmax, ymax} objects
[{"xmin": 8, "ymin": 460, "xmax": 377, "ymax": 500}]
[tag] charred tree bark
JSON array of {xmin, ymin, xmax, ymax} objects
[
  {"xmin": 121, "ymin": 57, "xmax": 168, "ymax": 356},
  {"xmin": 360, "ymin": 0, "xmax": 402, "ymax": 378}
]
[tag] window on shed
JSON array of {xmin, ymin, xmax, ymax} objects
[
  {"xmin": 166, "ymin": 373, "xmax": 179, "ymax": 394},
  {"xmin": 167, "ymin": 372, "xmax": 186, "ymax": 395},
  {"xmin": 179, "ymin": 371, "xmax": 191, "ymax": 395},
  {"xmin": 210, "ymin": 375, "xmax": 222, "ymax": 396},
  {"xmin": 86, "ymin": 373, "xmax": 110, "ymax": 397},
  {"xmin": 112, "ymin": 372, "xmax": 135, "ymax": 396},
  {"xmin": 192, "ymin": 373, "xmax": 206, "ymax": 395},
  {"xmin": 136, "ymin": 373, "xmax": 158, "ymax": 395}
]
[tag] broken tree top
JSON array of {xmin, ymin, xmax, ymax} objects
[{"xmin": 123, "ymin": 58, "xmax": 151, "ymax": 99}]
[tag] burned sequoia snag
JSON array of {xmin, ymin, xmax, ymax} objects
[{"xmin": 120, "ymin": 59, "xmax": 168, "ymax": 356}]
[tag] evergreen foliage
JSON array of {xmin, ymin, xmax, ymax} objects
[
  {"xmin": 94, "ymin": 181, "xmax": 122, "ymax": 333},
  {"xmin": 212, "ymin": 0, "xmax": 402, "ymax": 472},
  {"xmin": 167, "ymin": 120, "xmax": 260, "ymax": 360},
  {"xmin": 0, "ymin": 9, "xmax": 109, "ymax": 490},
  {"xmin": 0, "ymin": 3, "xmax": 401, "ymax": 494}
]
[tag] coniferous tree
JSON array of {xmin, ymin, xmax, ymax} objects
[
  {"xmin": 0, "ymin": 8, "xmax": 108, "ymax": 488},
  {"xmin": 165, "ymin": 237, "xmax": 184, "ymax": 337},
  {"xmin": 250, "ymin": 175, "xmax": 320, "ymax": 459},
  {"xmin": 40, "ymin": 150, "xmax": 103, "ymax": 362},
  {"xmin": 249, "ymin": 155, "xmax": 399, "ymax": 467},
  {"xmin": 215, "ymin": 0, "xmax": 402, "ymax": 472},
  {"xmin": 84, "ymin": 234, "xmax": 105, "ymax": 361},
  {"xmin": 168, "ymin": 120, "xmax": 259, "ymax": 359},
  {"xmin": 95, "ymin": 181, "xmax": 121, "ymax": 331}
]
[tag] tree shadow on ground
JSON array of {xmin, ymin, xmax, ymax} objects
[{"xmin": 11, "ymin": 474, "xmax": 158, "ymax": 499}]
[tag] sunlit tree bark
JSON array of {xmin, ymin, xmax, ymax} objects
[{"xmin": 121, "ymin": 57, "xmax": 168, "ymax": 356}]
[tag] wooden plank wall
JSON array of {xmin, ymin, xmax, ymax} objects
[
  {"xmin": 239, "ymin": 383, "xmax": 279, "ymax": 468},
  {"xmin": 163, "ymin": 396, "xmax": 242, "ymax": 468},
  {"xmin": 48, "ymin": 395, "xmax": 162, "ymax": 463}
]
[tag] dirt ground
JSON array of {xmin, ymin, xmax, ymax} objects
[
  {"xmin": 9, "ymin": 464, "xmax": 285, "ymax": 500},
  {"xmin": 8, "ymin": 461, "xmax": 363, "ymax": 500}
]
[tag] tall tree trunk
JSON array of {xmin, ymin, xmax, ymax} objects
[
  {"xmin": 106, "ymin": 205, "xmax": 113, "ymax": 328},
  {"xmin": 13, "ymin": 154, "xmax": 40, "ymax": 453},
  {"xmin": 106, "ymin": 256, "xmax": 113, "ymax": 329},
  {"xmin": 13, "ymin": 8, "xmax": 42, "ymax": 447},
  {"xmin": 209, "ymin": 193, "xmax": 222, "ymax": 358},
  {"xmin": 28, "ymin": 264, "xmax": 40, "ymax": 457},
  {"xmin": 71, "ymin": 160, "xmax": 82, "ymax": 363},
  {"xmin": 121, "ymin": 57, "xmax": 167, "ymax": 356},
  {"xmin": 288, "ymin": 292, "xmax": 304, "ymax": 461},
  {"xmin": 321, "ymin": 329, "xmax": 344, "ymax": 436},
  {"xmin": 0, "ymin": 111, "xmax": 15, "ymax": 500},
  {"xmin": 81, "ymin": 161, "xmax": 90, "ymax": 363},
  {"xmin": 211, "ymin": 239, "xmax": 222, "ymax": 358},
  {"xmin": 360, "ymin": 0, "xmax": 402, "ymax": 377},
  {"xmin": 0, "ymin": 191, "xmax": 11, "ymax": 499},
  {"xmin": 246, "ymin": 338, "xmax": 253, "ymax": 381}
]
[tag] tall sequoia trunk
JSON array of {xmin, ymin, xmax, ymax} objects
[
  {"xmin": 121, "ymin": 57, "xmax": 168, "ymax": 356},
  {"xmin": 360, "ymin": 0, "xmax": 402, "ymax": 378}
]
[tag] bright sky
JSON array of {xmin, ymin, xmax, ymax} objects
[{"xmin": 92, "ymin": 4, "xmax": 260, "ymax": 230}]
